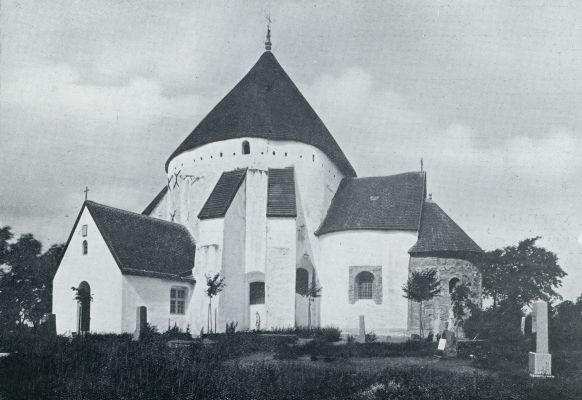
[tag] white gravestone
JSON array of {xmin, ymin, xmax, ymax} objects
[
  {"xmin": 358, "ymin": 315, "xmax": 366, "ymax": 343},
  {"xmin": 133, "ymin": 306, "xmax": 147, "ymax": 341},
  {"xmin": 528, "ymin": 300, "xmax": 552, "ymax": 378},
  {"xmin": 437, "ymin": 339, "xmax": 446, "ymax": 351}
]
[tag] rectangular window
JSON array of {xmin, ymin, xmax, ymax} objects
[
  {"xmin": 82, "ymin": 224, "xmax": 88, "ymax": 237},
  {"xmin": 170, "ymin": 287, "xmax": 186, "ymax": 314}
]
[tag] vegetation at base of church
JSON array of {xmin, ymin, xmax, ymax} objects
[
  {"xmin": 476, "ymin": 237, "xmax": 566, "ymax": 308},
  {"xmin": 1, "ymin": 333, "xmax": 581, "ymax": 400},
  {"xmin": 402, "ymin": 269, "xmax": 442, "ymax": 338},
  {"xmin": 225, "ymin": 320, "xmax": 238, "ymax": 334},
  {"xmin": 203, "ymin": 326, "xmax": 342, "ymax": 342},
  {"xmin": 204, "ymin": 273, "xmax": 226, "ymax": 334},
  {"xmin": 0, "ymin": 226, "xmax": 64, "ymax": 331}
]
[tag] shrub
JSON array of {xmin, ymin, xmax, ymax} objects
[
  {"xmin": 365, "ymin": 332, "xmax": 377, "ymax": 343},
  {"xmin": 225, "ymin": 321, "xmax": 238, "ymax": 334}
]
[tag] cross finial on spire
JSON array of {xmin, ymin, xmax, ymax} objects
[
  {"xmin": 420, "ymin": 157, "xmax": 424, "ymax": 172},
  {"xmin": 84, "ymin": 186, "xmax": 90, "ymax": 201},
  {"xmin": 265, "ymin": 14, "xmax": 272, "ymax": 51}
]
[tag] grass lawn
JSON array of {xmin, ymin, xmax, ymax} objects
[{"xmin": 0, "ymin": 332, "xmax": 580, "ymax": 400}]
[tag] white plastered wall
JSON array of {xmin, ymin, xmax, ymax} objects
[
  {"xmin": 52, "ymin": 208, "xmax": 123, "ymax": 335},
  {"xmin": 318, "ymin": 230, "xmax": 417, "ymax": 336},
  {"xmin": 265, "ymin": 218, "xmax": 297, "ymax": 329},
  {"xmin": 121, "ymin": 275, "xmax": 194, "ymax": 333},
  {"xmin": 189, "ymin": 218, "xmax": 224, "ymax": 334},
  {"xmin": 220, "ymin": 179, "xmax": 247, "ymax": 330}
]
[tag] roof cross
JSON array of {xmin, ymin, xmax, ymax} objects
[
  {"xmin": 265, "ymin": 14, "xmax": 272, "ymax": 51},
  {"xmin": 84, "ymin": 186, "xmax": 90, "ymax": 201}
]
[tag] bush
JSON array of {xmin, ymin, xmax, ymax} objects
[{"xmin": 365, "ymin": 332, "xmax": 377, "ymax": 343}]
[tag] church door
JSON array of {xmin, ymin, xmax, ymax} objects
[{"xmin": 76, "ymin": 281, "xmax": 91, "ymax": 334}]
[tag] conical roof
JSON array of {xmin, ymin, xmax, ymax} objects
[
  {"xmin": 166, "ymin": 51, "xmax": 356, "ymax": 177},
  {"xmin": 409, "ymin": 200, "xmax": 482, "ymax": 254}
]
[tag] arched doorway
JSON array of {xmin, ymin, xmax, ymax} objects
[{"xmin": 75, "ymin": 281, "xmax": 91, "ymax": 334}]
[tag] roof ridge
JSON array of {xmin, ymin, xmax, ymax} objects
[{"xmin": 86, "ymin": 200, "xmax": 193, "ymax": 234}]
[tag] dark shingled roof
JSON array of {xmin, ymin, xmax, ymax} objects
[
  {"xmin": 316, "ymin": 172, "xmax": 426, "ymax": 235},
  {"xmin": 85, "ymin": 201, "xmax": 196, "ymax": 281},
  {"xmin": 267, "ymin": 168, "xmax": 297, "ymax": 217},
  {"xmin": 142, "ymin": 186, "xmax": 168, "ymax": 215},
  {"xmin": 165, "ymin": 51, "xmax": 356, "ymax": 177},
  {"xmin": 198, "ymin": 169, "xmax": 247, "ymax": 219},
  {"xmin": 409, "ymin": 200, "xmax": 482, "ymax": 254}
]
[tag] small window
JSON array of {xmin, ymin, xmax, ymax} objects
[
  {"xmin": 82, "ymin": 224, "xmax": 88, "ymax": 237},
  {"xmin": 242, "ymin": 141, "xmax": 250, "ymax": 155},
  {"xmin": 449, "ymin": 278, "xmax": 460, "ymax": 294},
  {"xmin": 296, "ymin": 268, "xmax": 309, "ymax": 295},
  {"xmin": 82, "ymin": 240, "xmax": 88, "ymax": 255},
  {"xmin": 170, "ymin": 287, "xmax": 187, "ymax": 314},
  {"xmin": 249, "ymin": 282, "xmax": 265, "ymax": 305},
  {"xmin": 355, "ymin": 271, "xmax": 374, "ymax": 300}
]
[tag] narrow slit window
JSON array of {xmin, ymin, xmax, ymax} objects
[
  {"xmin": 242, "ymin": 141, "xmax": 250, "ymax": 155},
  {"xmin": 82, "ymin": 240, "xmax": 88, "ymax": 255},
  {"xmin": 82, "ymin": 224, "xmax": 88, "ymax": 237},
  {"xmin": 449, "ymin": 278, "xmax": 460, "ymax": 294}
]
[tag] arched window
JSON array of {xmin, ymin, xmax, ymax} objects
[
  {"xmin": 296, "ymin": 268, "xmax": 309, "ymax": 295},
  {"xmin": 82, "ymin": 240, "xmax": 88, "ymax": 255},
  {"xmin": 355, "ymin": 271, "xmax": 374, "ymax": 300},
  {"xmin": 249, "ymin": 281, "xmax": 265, "ymax": 305},
  {"xmin": 449, "ymin": 277, "xmax": 460, "ymax": 294},
  {"xmin": 242, "ymin": 141, "xmax": 250, "ymax": 155}
]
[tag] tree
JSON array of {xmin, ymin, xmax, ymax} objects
[
  {"xmin": 300, "ymin": 282, "xmax": 322, "ymax": 331},
  {"xmin": 549, "ymin": 294, "xmax": 582, "ymax": 351},
  {"xmin": 204, "ymin": 273, "xmax": 225, "ymax": 334},
  {"xmin": 0, "ymin": 227, "xmax": 64, "ymax": 330},
  {"xmin": 450, "ymin": 283, "xmax": 477, "ymax": 331},
  {"xmin": 402, "ymin": 269, "xmax": 441, "ymax": 338},
  {"xmin": 477, "ymin": 237, "xmax": 566, "ymax": 308}
]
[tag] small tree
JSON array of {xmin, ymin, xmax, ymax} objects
[
  {"xmin": 402, "ymin": 269, "xmax": 441, "ymax": 338},
  {"xmin": 300, "ymin": 282, "xmax": 322, "ymax": 332},
  {"xmin": 205, "ymin": 273, "xmax": 225, "ymax": 334}
]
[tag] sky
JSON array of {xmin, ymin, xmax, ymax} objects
[{"xmin": 1, "ymin": 0, "xmax": 581, "ymax": 300}]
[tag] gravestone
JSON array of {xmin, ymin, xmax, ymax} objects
[
  {"xmin": 528, "ymin": 300, "xmax": 552, "ymax": 378},
  {"xmin": 437, "ymin": 338, "xmax": 446, "ymax": 351},
  {"xmin": 133, "ymin": 306, "xmax": 147, "ymax": 341},
  {"xmin": 357, "ymin": 315, "xmax": 366, "ymax": 343},
  {"xmin": 520, "ymin": 316, "xmax": 526, "ymax": 335},
  {"xmin": 442, "ymin": 329, "xmax": 458, "ymax": 358}
]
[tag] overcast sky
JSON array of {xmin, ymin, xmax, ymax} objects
[{"xmin": 1, "ymin": 0, "xmax": 581, "ymax": 300}]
